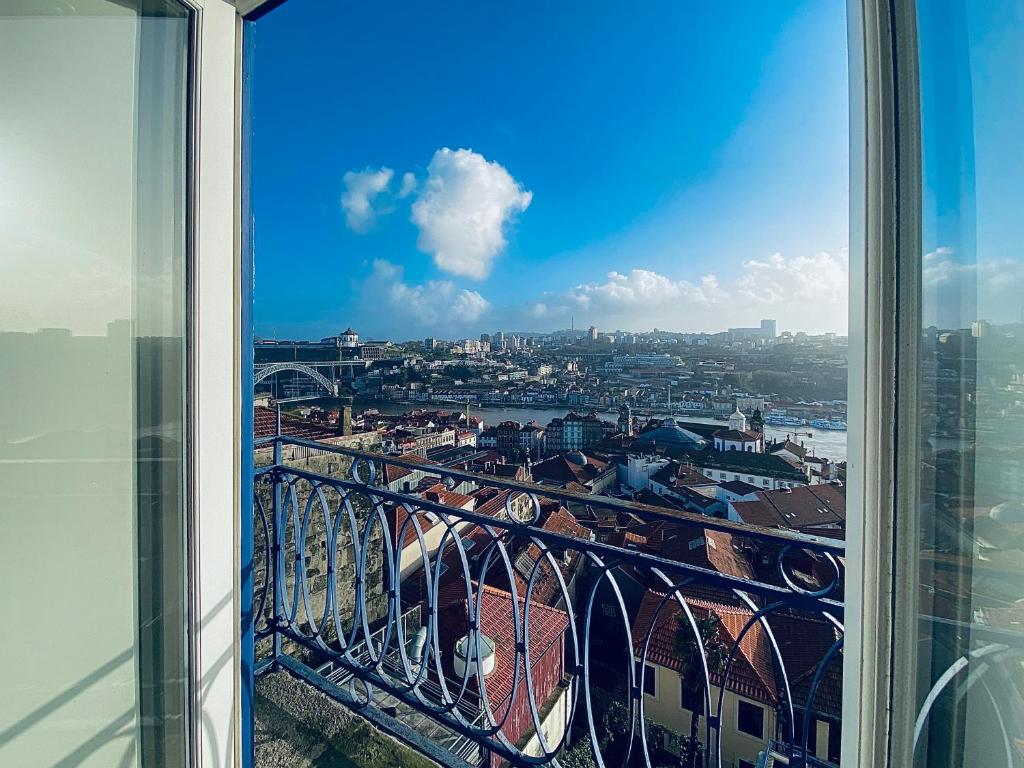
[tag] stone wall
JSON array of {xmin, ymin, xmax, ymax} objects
[{"xmin": 255, "ymin": 451, "xmax": 388, "ymax": 662}]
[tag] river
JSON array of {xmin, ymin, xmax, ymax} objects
[{"xmin": 357, "ymin": 401, "xmax": 848, "ymax": 462}]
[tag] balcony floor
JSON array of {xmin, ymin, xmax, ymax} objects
[{"xmin": 255, "ymin": 670, "xmax": 438, "ymax": 768}]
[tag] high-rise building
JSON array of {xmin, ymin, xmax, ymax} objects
[
  {"xmin": 588, "ymin": 325, "xmax": 599, "ymax": 343},
  {"xmin": 760, "ymin": 319, "xmax": 777, "ymax": 338}
]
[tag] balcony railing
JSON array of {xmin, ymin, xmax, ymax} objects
[
  {"xmin": 250, "ymin": 434, "xmax": 845, "ymax": 768},
  {"xmin": 758, "ymin": 740, "xmax": 836, "ymax": 768}
]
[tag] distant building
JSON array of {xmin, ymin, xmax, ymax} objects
[
  {"xmin": 631, "ymin": 417, "xmax": 708, "ymax": 453},
  {"xmin": 339, "ymin": 327, "xmax": 359, "ymax": 347},
  {"xmin": 532, "ymin": 451, "xmax": 617, "ymax": 493},
  {"xmin": 618, "ymin": 403, "xmax": 633, "ymax": 437},
  {"xmin": 518, "ymin": 423, "xmax": 546, "ymax": 460},
  {"xmin": 359, "ymin": 342, "xmax": 388, "ymax": 360},
  {"xmin": 727, "ymin": 318, "xmax": 776, "ymax": 341},
  {"xmin": 712, "ymin": 409, "xmax": 765, "ymax": 453},
  {"xmin": 495, "ymin": 420, "xmax": 523, "ymax": 457},
  {"xmin": 545, "ymin": 411, "xmax": 605, "ymax": 455}
]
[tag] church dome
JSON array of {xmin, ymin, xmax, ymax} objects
[
  {"xmin": 633, "ymin": 420, "xmax": 706, "ymax": 450},
  {"xmin": 567, "ymin": 450, "xmax": 588, "ymax": 466}
]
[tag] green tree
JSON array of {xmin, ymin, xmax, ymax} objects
[
  {"xmin": 674, "ymin": 613, "xmax": 729, "ymax": 766},
  {"xmin": 560, "ymin": 740, "xmax": 598, "ymax": 768}
]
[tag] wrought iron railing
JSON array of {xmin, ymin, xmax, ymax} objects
[
  {"xmin": 759, "ymin": 740, "xmax": 836, "ymax": 768},
  {"xmin": 250, "ymin": 434, "xmax": 846, "ymax": 768}
]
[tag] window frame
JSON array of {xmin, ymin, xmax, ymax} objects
[
  {"xmin": 736, "ymin": 699, "xmax": 765, "ymax": 740},
  {"xmin": 842, "ymin": 1, "xmax": 922, "ymax": 767},
  {"xmin": 225, "ymin": 2, "xmax": 921, "ymax": 767},
  {"xmin": 642, "ymin": 663, "xmax": 658, "ymax": 697}
]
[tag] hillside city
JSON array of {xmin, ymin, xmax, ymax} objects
[
  {"xmin": 251, "ymin": 316, "xmax": 1022, "ymax": 768},
  {"xmin": 256, "ymin": 319, "xmax": 848, "ymax": 424}
]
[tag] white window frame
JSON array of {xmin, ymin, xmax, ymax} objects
[
  {"xmin": 189, "ymin": 2, "xmax": 281, "ymax": 767},
  {"xmin": 188, "ymin": 2, "xmax": 922, "ymax": 766},
  {"xmin": 843, "ymin": 1, "xmax": 921, "ymax": 767}
]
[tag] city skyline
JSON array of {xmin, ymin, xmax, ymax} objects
[
  {"xmin": 256, "ymin": 317, "xmax": 842, "ymax": 345},
  {"xmin": 252, "ymin": 1, "xmax": 850, "ymax": 341}
]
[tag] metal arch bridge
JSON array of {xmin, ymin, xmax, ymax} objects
[{"xmin": 254, "ymin": 362, "xmax": 338, "ymax": 396}]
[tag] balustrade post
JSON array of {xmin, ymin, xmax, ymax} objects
[{"xmin": 271, "ymin": 433, "xmax": 284, "ymax": 666}]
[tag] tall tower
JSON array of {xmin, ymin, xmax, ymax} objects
[
  {"xmin": 749, "ymin": 408, "xmax": 764, "ymax": 434},
  {"xmin": 340, "ymin": 327, "xmax": 359, "ymax": 348},
  {"xmin": 728, "ymin": 408, "xmax": 746, "ymax": 433},
  {"xmin": 618, "ymin": 403, "xmax": 633, "ymax": 437}
]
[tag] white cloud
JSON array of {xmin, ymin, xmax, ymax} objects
[
  {"xmin": 512, "ymin": 250, "xmax": 850, "ymax": 334},
  {"xmin": 367, "ymin": 259, "xmax": 490, "ymax": 331},
  {"xmin": 411, "ymin": 148, "xmax": 532, "ymax": 279},
  {"xmin": 398, "ymin": 172, "xmax": 417, "ymax": 199},
  {"xmin": 341, "ymin": 166, "xmax": 393, "ymax": 232},
  {"xmin": 568, "ymin": 269, "xmax": 726, "ymax": 316},
  {"xmin": 735, "ymin": 250, "xmax": 848, "ymax": 314},
  {"xmin": 922, "ymin": 247, "xmax": 1024, "ymax": 327}
]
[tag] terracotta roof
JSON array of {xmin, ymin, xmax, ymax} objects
[
  {"xmin": 382, "ymin": 452, "xmax": 434, "ymax": 486},
  {"xmin": 436, "ymin": 582, "xmax": 569, "ymax": 708},
  {"xmin": 632, "ymin": 590, "xmax": 842, "ymax": 712},
  {"xmin": 531, "ymin": 453, "xmax": 611, "ymax": 488},
  {"xmin": 254, "ymin": 405, "xmax": 337, "ymax": 441},
  {"xmin": 660, "ymin": 524, "xmax": 755, "ymax": 582},
  {"xmin": 649, "ymin": 461, "xmax": 716, "ymax": 489},
  {"xmin": 490, "ymin": 505, "xmax": 591, "ymax": 606},
  {"xmin": 731, "ymin": 485, "xmax": 846, "ymax": 531},
  {"xmin": 633, "ymin": 591, "xmax": 779, "ymax": 704},
  {"xmin": 716, "ymin": 429, "xmax": 761, "ymax": 442},
  {"xmin": 420, "ymin": 483, "xmax": 475, "ymax": 510},
  {"xmin": 604, "ymin": 530, "xmax": 647, "ymax": 549},
  {"xmin": 769, "ymin": 440, "xmax": 808, "ymax": 459}
]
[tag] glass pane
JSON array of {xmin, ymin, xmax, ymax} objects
[
  {"xmin": 0, "ymin": 2, "xmax": 190, "ymax": 766},
  {"xmin": 912, "ymin": 1, "xmax": 1024, "ymax": 766}
]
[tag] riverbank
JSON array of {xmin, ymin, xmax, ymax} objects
[{"xmin": 355, "ymin": 399, "xmax": 848, "ymax": 462}]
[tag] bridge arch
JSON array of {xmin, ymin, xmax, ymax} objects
[{"xmin": 254, "ymin": 362, "xmax": 336, "ymax": 396}]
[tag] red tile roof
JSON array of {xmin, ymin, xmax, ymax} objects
[
  {"xmin": 254, "ymin": 405, "xmax": 338, "ymax": 441},
  {"xmin": 489, "ymin": 505, "xmax": 591, "ymax": 606},
  {"xmin": 436, "ymin": 582, "xmax": 569, "ymax": 708},
  {"xmin": 731, "ymin": 485, "xmax": 846, "ymax": 531},
  {"xmin": 632, "ymin": 590, "xmax": 842, "ymax": 713},
  {"xmin": 531, "ymin": 453, "xmax": 611, "ymax": 488},
  {"xmin": 660, "ymin": 524, "xmax": 755, "ymax": 582},
  {"xmin": 382, "ymin": 452, "xmax": 434, "ymax": 486}
]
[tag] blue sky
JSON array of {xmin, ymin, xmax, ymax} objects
[
  {"xmin": 918, "ymin": 0, "xmax": 1024, "ymax": 329},
  {"xmin": 252, "ymin": 1, "xmax": 850, "ymax": 341}
]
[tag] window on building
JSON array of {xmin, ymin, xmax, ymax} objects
[
  {"xmin": 642, "ymin": 664, "xmax": 657, "ymax": 696},
  {"xmin": 680, "ymin": 678, "xmax": 703, "ymax": 714},
  {"xmin": 739, "ymin": 760, "xmax": 756, "ymax": 768},
  {"xmin": 827, "ymin": 719, "xmax": 841, "ymax": 764},
  {"xmin": 737, "ymin": 700, "xmax": 764, "ymax": 739}
]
